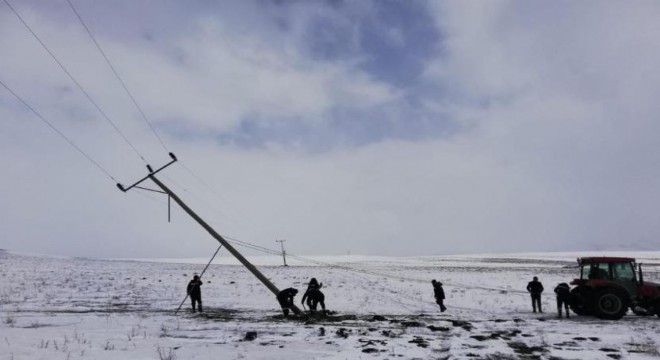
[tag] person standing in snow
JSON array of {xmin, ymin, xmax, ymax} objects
[
  {"xmin": 554, "ymin": 283, "xmax": 571, "ymax": 318},
  {"xmin": 276, "ymin": 287, "xmax": 298, "ymax": 316},
  {"xmin": 526, "ymin": 276, "xmax": 544, "ymax": 313},
  {"xmin": 301, "ymin": 278, "xmax": 326, "ymax": 314},
  {"xmin": 187, "ymin": 274, "xmax": 203, "ymax": 312},
  {"xmin": 432, "ymin": 279, "xmax": 447, "ymax": 312}
]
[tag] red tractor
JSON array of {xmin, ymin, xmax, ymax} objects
[{"xmin": 569, "ymin": 257, "xmax": 660, "ymax": 320}]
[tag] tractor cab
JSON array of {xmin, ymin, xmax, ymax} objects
[{"xmin": 572, "ymin": 257, "xmax": 639, "ymax": 298}]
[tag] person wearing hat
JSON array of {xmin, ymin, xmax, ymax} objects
[
  {"xmin": 187, "ymin": 274, "xmax": 203, "ymax": 312},
  {"xmin": 431, "ymin": 279, "xmax": 447, "ymax": 312}
]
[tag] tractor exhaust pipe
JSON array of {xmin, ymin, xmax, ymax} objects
[{"xmin": 639, "ymin": 263, "xmax": 644, "ymax": 286}]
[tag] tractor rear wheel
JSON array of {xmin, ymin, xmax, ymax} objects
[
  {"xmin": 593, "ymin": 289, "xmax": 628, "ymax": 320},
  {"xmin": 570, "ymin": 286, "xmax": 592, "ymax": 316}
]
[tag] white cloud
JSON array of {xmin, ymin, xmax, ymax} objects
[
  {"xmin": 92, "ymin": 13, "xmax": 396, "ymax": 132},
  {"xmin": 419, "ymin": 1, "xmax": 660, "ymax": 250},
  {"xmin": 2, "ymin": 1, "xmax": 660, "ymax": 258}
]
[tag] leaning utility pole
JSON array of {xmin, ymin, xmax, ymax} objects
[
  {"xmin": 117, "ymin": 153, "xmax": 300, "ymax": 314},
  {"xmin": 276, "ymin": 239, "xmax": 288, "ymax": 266}
]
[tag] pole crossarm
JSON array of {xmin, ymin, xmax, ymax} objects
[{"xmin": 116, "ymin": 152, "xmax": 177, "ymax": 192}]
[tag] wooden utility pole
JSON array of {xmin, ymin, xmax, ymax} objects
[
  {"xmin": 150, "ymin": 176, "xmax": 284, "ymax": 297},
  {"xmin": 276, "ymin": 239, "xmax": 288, "ymax": 266},
  {"xmin": 117, "ymin": 153, "xmax": 301, "ymax": 315}
]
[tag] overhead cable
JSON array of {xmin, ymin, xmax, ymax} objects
[
  {"xmin": 178, "ymin": 162, "xmax": 261, "ymax": 229},
  {"xmin": 2, "ymin": 0, "xmax": 148, "ymax": 164},
  {"xmin": 65, "ymin": 0, "xmax": 169, "ymax": 153},
  {"xmin": 221, "ymin": 234, "xmax": 529, "ymax": 295},
  {"xmin": 163, "ymin": 174, "xmax": 232, "ymax": 220},
  {"xmin": 0, "ymin": 78, "xmax": 117, "ymax": 182},
  {"xmin": 64, "ymin": 0, "xmax": 259, "ymax": 229},
  {"xmin": 221, "ymin": 234, "xmax": 426, "ymax": 283}
]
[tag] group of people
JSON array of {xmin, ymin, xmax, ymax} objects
[
  {"xmin": 276, "ymin": 277, "xmax": 327, "ymax": 316},
  {"xmin": 526, "ymin": 276, "xmax": 572, "ymax": 318},
  {"xmin": 186, "ymin": 275, "xmax": 446, "ymax": 315},
  {"xmin": 432, "ymin": 276, "xmax": 572, "ymax": 318},
  {"xmin": 276, "ymin": 278, "xmax": 447, "ymax": 316},
  {"xmin": 186, "ymin": 274, "xmax": 327, "ymax": 316},
  {"xmin": 185, "ymin": 274, "xmax": 572, "ymax": 318},
  {"xmin": 430, "ymin": 276, "xmax": 573, "ymax": 318},
  {"xmin": 277, "ymin": 278, "xmax": 326, "ymax": 316}
]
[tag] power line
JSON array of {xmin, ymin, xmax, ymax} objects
[
  {"xmin": 65, "ymin": 0, "xmax": 169, "ymax": 153},
  {"xmin": 177, "ymin": 162, "xmax": 260, "ymax": 229},
  {"xmin": 225, "ymin": 237, "xmax": 281, "ymax": 256},
  {"xmin": 3, "ymin": 1, "xmax": 445, "ymax": 309},
  {"xmin": 2, "ymin": 0, "xmax": 148, "ymax": 164},
  {"xmin": 220, "ymin": 234, "xmax": 529, "ymax": 295},
  {"xmin": 162, "ymin": 174, "xmax": 232, "ymax": 220},
  {"xmin": 221, "ymin": 235, "xmax": 512, "ymax": 311},
  {"xmin": 12, "ymin": 2, "xmax": 514, "ymax": 302},
  {"xmin": 221, "ymin": 234, "xmax": 425, "ymax": 282},
  {"xmin": 8, "ymin": 2, "xmax": 281, "ymax": 254},
  {"xmin": 64, "ymin": 0, "xmax": 261, "ymax": 231},
  {"xmin": 0, "ymin": 78, "xmax": 117, "ymax": 182},
  {"xmin": 153, "ymin": 170, "xmax": 261, "ymax": 238}
]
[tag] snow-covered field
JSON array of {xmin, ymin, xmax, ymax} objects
[{"xmin": 1, "ymin": 249, "xmax": 660, "ymax": 359}]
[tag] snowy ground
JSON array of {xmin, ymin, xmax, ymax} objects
[{"xmin": 1, "ymin": 249, "xmax": 660, "ymax": 360}]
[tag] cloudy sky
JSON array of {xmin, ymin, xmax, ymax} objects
[{"xmin": 1, "ymin": 0, "xmax": 659, "ymax": 258}]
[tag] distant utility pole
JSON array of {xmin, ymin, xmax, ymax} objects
[{"xmin": 276, "ymin": 239, "xmax": 288, "ymax": 266}]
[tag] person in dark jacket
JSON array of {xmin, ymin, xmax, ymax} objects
[
  {"xmin": 554, "ymin": 283, "xmax": 571, "ymax": 318},
  {"xmin": 432, "ymin": 279, "xmax": 447, "ymax": 312},
  {"xmin": 187, "ymin": 274, "xmax": 203, "ymax": 312},
  {"xmin": 301, "ymin": 278, "xmax": 326, "ymax": 314},
  {"xmin": 276, "ymin": 288, "xmax": 298, "ymax": 316},
  {"xmin": 526, "ymin": 276, "xmax": 544, "ymax": 313}
]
